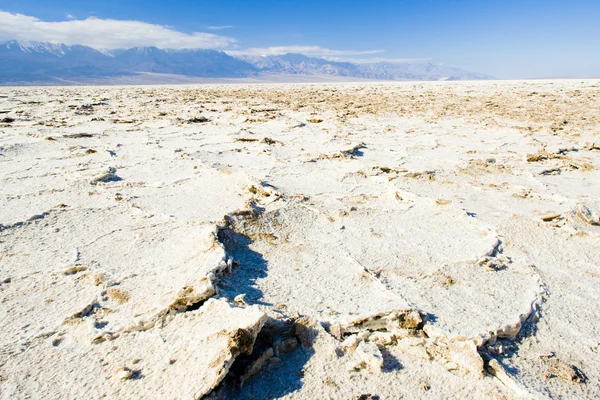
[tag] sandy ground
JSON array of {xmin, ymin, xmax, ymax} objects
[{"xmin": 0, "ymin": 80, "xmax": 599, "ymax": 399}]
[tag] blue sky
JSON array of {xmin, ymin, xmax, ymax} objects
[{"xmin": 1, "ymin": 0, "xmax": 599, "ymax": 79}]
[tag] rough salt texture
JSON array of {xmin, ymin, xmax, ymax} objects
[{"xmin": 1, "ymin": 80, "xmax": 600, "ymax": 399}]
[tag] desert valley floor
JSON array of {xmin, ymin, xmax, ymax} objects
[{"xmin": 0, "ymin": 80, "xmax": 599, "ymax": 399}]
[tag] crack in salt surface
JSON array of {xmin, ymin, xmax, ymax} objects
[{"xmin": 207, "ymin": 185, "xmax": 559, "ymax": 397}]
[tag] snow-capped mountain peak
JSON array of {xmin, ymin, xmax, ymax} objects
[
  {"xmin": 130, "ymin": 46, "xmax": 161, "ymax": 55},
  {"xmin": 4, "ymin": 40, "xmax": 72, "ymax": 57},
  {"xmin": 0, "ymin": 40, "xmax": 494, "ymax": 83}
]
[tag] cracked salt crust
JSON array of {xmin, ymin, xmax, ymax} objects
[{"xmin": 1, "ymin": 80, "xmax": 600, "ymax": 399}]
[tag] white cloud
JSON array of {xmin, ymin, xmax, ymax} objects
[
  {"xmin": 0, "ymin": 11, "xmax": 235, "ymax": 49},
  {"xmin": 226, "ymin": 46, "xmax": 384, "ymax": 57},
  {"xmin": 0, "ymin": 11, "xmax": 390, "ymax": 58},
  {"xmin": 206, "ymin": 25, "xmax": 233, "ymax": 31}
]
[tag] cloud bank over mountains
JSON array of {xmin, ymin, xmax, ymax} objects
[
  {"xmin": 0, "ymin": 11, "xmax": 235, "ymax": 50},
  {"xmin": 0, "ymin": 11, "xmax": 381, "ymax": 59},
  {"xmin": 0, "ymin": 10, "xmax": 495, "ymax": 83}
]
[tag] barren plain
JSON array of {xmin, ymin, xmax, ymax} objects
[{"xmin": 1, "ymin": 80, "xmax": 599, "ymax": 399}]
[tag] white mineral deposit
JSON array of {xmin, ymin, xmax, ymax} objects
[{"xmin": 1, "ymin": 80, "xmax": 599, "ymax": 399}]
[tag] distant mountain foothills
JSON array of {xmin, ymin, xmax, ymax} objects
[{"xmin": 0, "ymin": 40, "xmax": 494, "ymax": 84}]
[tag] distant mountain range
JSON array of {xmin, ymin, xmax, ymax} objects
[{"xmin": 0, "ymin": 40, "xmax": 494, "ymax": 84}]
